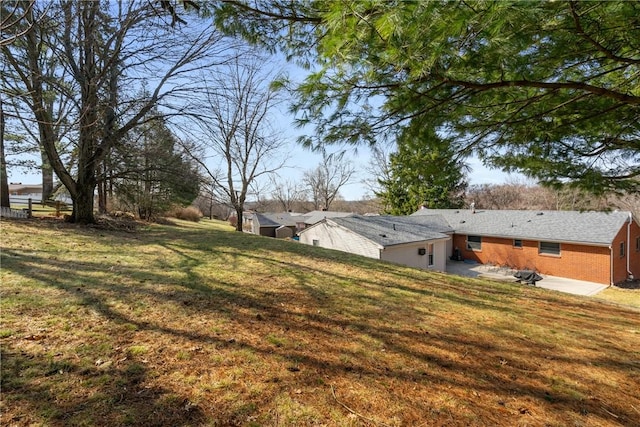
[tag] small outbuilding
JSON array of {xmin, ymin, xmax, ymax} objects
[{"xmin": 252, "ymin": 212, "xmax": 297, "ymax": 238}]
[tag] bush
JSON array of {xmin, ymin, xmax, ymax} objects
[
  {"xmin": 170, "ymin": 206, "xmax": 202, "ymax": 222},
  {"xmin": 228, "ymin": 215, "xmax": 238, "ymax": 228}
]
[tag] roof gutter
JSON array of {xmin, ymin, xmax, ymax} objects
[
  {"xmin": 382, "ymin": 236, "xmax": 451, "ymax": 249},
  {"xmin": 461, "ymin": 232, "xmax": 610, "ymax": 247}
]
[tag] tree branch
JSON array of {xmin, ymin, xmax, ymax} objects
[
  {"xmin": 569, "ymin": 1, "xmax": 640, "ymax": 66},
  {"xmin": 443, "ymin": 78, "xmax": 640, "ymax": 105}
]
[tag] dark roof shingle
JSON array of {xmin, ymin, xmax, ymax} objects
[
  {"xmin": 332, "ymin": 215, "xmax": 450, "ymax": 247},
  {"xmin": 412, "ymin": 209, "xmax": 632, "ymax": 245}
]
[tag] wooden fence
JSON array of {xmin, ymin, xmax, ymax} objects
[{"xmin": 3, "ymin": 197, "xmax": 71, "ymax": 219}]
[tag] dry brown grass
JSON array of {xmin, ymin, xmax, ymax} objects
[
  {"xmin": 1, "ymin": 217, "xmax": 639, "ymax": 426},
  {"xmin": 168, "ymin": 206, "xmax": 203, "ymax": 222}
]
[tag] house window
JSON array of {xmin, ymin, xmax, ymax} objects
[
  {"xmin": 539, "ymin": 241, "xmax": 560, "ymax": 256},
  {"xmin": 620, "ymin": 242, "xmax": 625, "ymax": 257},
  {"xmin": 312, "ymin": 239, "xmax": 319, "ymax": 246},
  {"xmin": 428, "ymin": 244, "xmax": 434, "ymax": 267},
  {"xmin": 513, "ymin": 239, "xmax": 523, "ymax": 248},
  {"xmin": 467, "ymin": 235, "xmax": 481, "ymax": 251},
  {"xmin": 636, "ymin": 236, "xmax": 640, "ymax": 252}
]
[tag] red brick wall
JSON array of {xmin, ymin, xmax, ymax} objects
[
  {"xmin": 452, "ymin": 234, "xmax": 612, "ymax": 284},
  {"xmin": 613, "ymin": 217, "xmax": 640, "ymax": 284},
  {"xmin": 632, "ymin": 220, "xmax": 640, "ymax": 281},
  {"xmin": 634, "ymin": 220, "xmax": 640, "ymax": 281}
]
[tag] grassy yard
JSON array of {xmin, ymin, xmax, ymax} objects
[
  {"xmin": 597, "ymin": 287, "xmax": 640, "ymax": 308},
  {"xmin": 1, "ymin": 218, "xmax": 639, "ymax": 426}
]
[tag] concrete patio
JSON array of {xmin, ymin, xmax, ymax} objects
[{"xmin": 445, "ymin": 260, "xmax": 608, "ymax": 296}]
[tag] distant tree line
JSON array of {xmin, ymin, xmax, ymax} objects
[{"xmin": 465, "ymin": 182, "xmax": 639, "ymax": 218}]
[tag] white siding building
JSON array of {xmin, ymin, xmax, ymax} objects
[{"xmin": 298, "ymin": 215, "xmax": 451, "ymax": 272}]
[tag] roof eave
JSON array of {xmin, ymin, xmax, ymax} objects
[
  {"xmin": 382, "ymin": 236, "xmax": 451, "ymax": 249},
  {"xmin": 454, "ymin": 231, "xmax": 611, "ymax": 247}
]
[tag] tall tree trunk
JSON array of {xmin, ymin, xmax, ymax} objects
[
  {"xmin": 97, "ymin": 160, "xmax": 107, "ymax": 214},
  {"xmin": 67, "ymin": 1, "xmax": 100, "ymax": 224},
  {"xmin": 3, "ymin": 4, "xmax": 65, "ymax": 207},
  {"xmin": 97, "ymin": 177, "xmax": 106, "ymax": 213},
  {"xmin": 98, "ymin": 54, "xmax": 118, "ymax": 216},
  {"xmin": 41, "ymin": 151, "xmax": 54, "ymax": 201},
  {"xmin": 0, "ymin": 98, "xmax": 10, "ymax": 208},
  {"xmin": 72, "ymin": 154, "xmax": 97, "ymax": 223},
  {"xmin": 73, "ymin": 183, "xmax": 96, "ymax": 223},
  {"xmin": 71, "ymin": 166, "xmax": 98, "ymax": 223},
  {"xmin": 235, "ymin": 206, "xmax": 243, "ymax": 232}
]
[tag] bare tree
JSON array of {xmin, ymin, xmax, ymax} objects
[
  {"xmin": 187, "ymin": 55, "xmax": 289, "ymax": 231},
  {"xmin": 607, "ymin": 184, "xmax": 640, "ymax": 218},
  {"xmin": 0, "ymin": 0, "xmax": 38, "ymax": 47},
  {"xmin": 1, "ymin": 0, "xmax": 38, "ymax": 207},
  {"xmin": 269, "ymin": 175, "xmax": 307, "ymax": 212},
  {"xmin": 303, "ymin": 153, "xmax": 355, "ymax": 210},
  {"xmin": 362, "ymin": 145, "xmax": 393, "ymax": 197},
  {"xmin": 466, "ymin": 183, "xmax": 525, "ymax": 210},
  {"xmin": 2, "ymin": 2, "xmax": 77, "ymax": 203},
  {"xmin": 2, "ymin": 1, "xmax": 235, "ymax": 223},
  {"xmin": 0, "ymin": 97, "xmax": 8, "ymax": 207},
  {"xmin": 465, "ymin": 182, "xmax": 609, "ymax": 211}
]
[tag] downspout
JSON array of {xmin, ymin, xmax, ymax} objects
[
  {"xmin": 627, "ymin": 212, "xmax": 634, "ymax": 280},
  {"xmin": 610, "ymin": 244, "xmax": 614, "ymax": 287}
]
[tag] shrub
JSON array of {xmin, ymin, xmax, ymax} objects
[
  {"xmin": 228, "ymin": 215, "xmax": 238, "ymax": 227},
  {"xmin": 170, "ymin": 206, "xmax": 202, "ymax": 222}
]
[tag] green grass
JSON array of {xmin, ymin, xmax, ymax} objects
[
  {"xmin": 1, "ymin": 217, "xmax": 639, "ymax": 426},
  {"xmin": 597, "ymin": 286, "xmax": 640, "ymax": 308}
]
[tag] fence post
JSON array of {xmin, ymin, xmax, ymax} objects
[
  {"xmin": 28, "ymin": 198, "xmax": 33, "ymax": 218},
  {"xmin": 56, "ymin": 201, "xmax": 61, "ymax": 217}
]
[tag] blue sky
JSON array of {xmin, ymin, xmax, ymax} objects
[{"xmin": 4, "ymin": 40, "xmax": 522, "ymax": 202}]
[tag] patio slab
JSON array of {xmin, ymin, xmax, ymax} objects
[{"xmin": 446, "ymin": 261, "xmax": 608, "ymax": 296}]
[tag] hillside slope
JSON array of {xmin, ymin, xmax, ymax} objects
[{"xmin": 1, "ymin": 218, "xmax": 639, "ymax": 426}]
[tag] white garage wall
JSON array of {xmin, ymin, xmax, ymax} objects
[
  {"xmin": 298, "ymin": 221, "xmax": 381, "ymax": 259},
  {"xmin": 381, "ymin": 240, "xmax": 448, "ymax": 272}
]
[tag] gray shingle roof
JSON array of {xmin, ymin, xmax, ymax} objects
[
  {"xmin": 412, "ymin": 209, "xmax": 632, "ymax": 245},
  {"xmin": 254, "ymin": 212, "xmax": 297, "ymax": 228},
  {"xmin": 332, "ymin": 215, "xmax": 450, "ymax": 247},
  {"xmin": 303, "ymin": 210, "xmax": 353, "ymax": 225}
]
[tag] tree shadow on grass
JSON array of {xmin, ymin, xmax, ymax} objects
[
  {"xmin": 2, "ymin": 220, "xmax": 640, "ymax": 425},
  {"xmin": 1, "ymin": 347, "xmax": 205, "ymax": 426}
]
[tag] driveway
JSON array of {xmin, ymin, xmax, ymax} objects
[{"xmin": 446, "ymin": 261, "xmax": 608, "ymax": 296}]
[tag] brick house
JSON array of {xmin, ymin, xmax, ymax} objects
[{"xmin": 412, "ymin": 209, "xmax": 640, "ymax": 285}]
